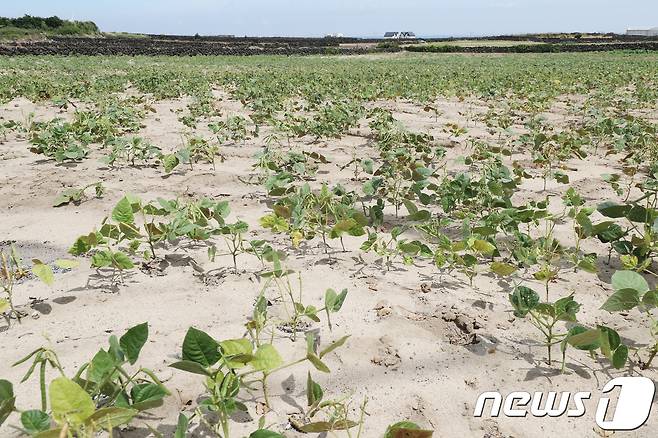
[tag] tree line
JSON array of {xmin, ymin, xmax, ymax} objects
[{"xmin": 0, "ymin": 14, "xmax": 99, "ymax": 35}]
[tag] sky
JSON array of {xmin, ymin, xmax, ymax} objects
[{"xmin": 3, "ymin": 1, "xmax": 658, "ymax": 37}]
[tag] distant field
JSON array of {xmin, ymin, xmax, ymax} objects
[{"xmin": 416, "ymin": 39, "xmax": 546, "ymax": 48}]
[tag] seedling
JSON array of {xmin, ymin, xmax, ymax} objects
[
  {"xmin": 215, "ymin": 220, "xmax": 249, "ymax": 272},
  {"xmin": 599, "ymin": 270, "xmax": 657, "ymax": 369},
  {"xmin": 360, "ymin": 227, "xmax": 432, "ymax": 271},
  {"xmin": 509, "ymin": 285, "xmax": 581, "ymax": 367},
  {"xmin": 53, "ymin": 182, "xmax": 105, "ymax": 207},
  {"xmin": 593, "ymin": 173, "xmax": 658, "ymax": 274},
  {"xmin": 1, "ymin": 246, "xmax": 75, "ymax": 325},
  {"xmin": 261, "ymin": 184, "xmax": 366, "ymax": 259},
  {"xmin": 170, "ymin": 327, "xmax": 349, "ymax": 436},
  {"xmin": 102, "ymin": 136, "xmax": 162, "ymax": 168},
  {"xmin": 289, "ymin": 372, "xmax": 364, "ymax": 434},
  {"xmin": 70, "ymin": 195, "xmax": 231, "ymax": 283},
  {"xmin": 3, "ymin": 323, "xmax": 168, "ymax": 436}
]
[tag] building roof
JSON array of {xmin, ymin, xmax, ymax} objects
[{"xmin": 384, "ymin": 31, "xmax": 416, "ymax": 37}]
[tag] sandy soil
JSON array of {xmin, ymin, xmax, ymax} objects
[{"xmin": 0, "ymin": 91, "xmax": 655, "ymax": 438}]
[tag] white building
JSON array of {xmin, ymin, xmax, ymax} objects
[
  {"xmin": 383, "ymin": 32, "xmax": 416, "ymax": 40},
  {"xmin": 626, "ymin": 27, "xmax": 658, "ymax": 36}
]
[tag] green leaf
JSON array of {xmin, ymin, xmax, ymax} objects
[
  {"xmin": 490, "ymin": 262, "xmax": 517, "ymax": 277},
  {"xmin": 642, "ymin": 290, "xmax": 658, "ymax": 308},
  {"xmin": 120, "ymin": 322, "xmax": 149, "ymax": 365},
  {"xmin": 112, "ymin": 251, "xmax": 134, "ymax": 270},
  {"xmin": 319, "ymin": 335, "xmax": 350, "ymax": 359},
  {"xmin": 509, "ymin": 286, "xmax": 540, "ymax": 317},
  {"xmin": 0, "ymin": 379, "xmax": 15, "ymax": 427},
  {"xmin": 53, "ymin": 193, "xmax": 73, "ymax": 207},
  {"xmin": 50, "ymin": 377, "xmax": 95, "ymax": 426},
  {"xmin": 32, "ymin": 260, "xmax": 54, "ymax": 287},
  {"xmin": 409, "ymin": 210, "xmax": 431, "ymax": 221},
  {"xmin": 600, "ymin": 289, "xmax": 641, "ymax": 312},
  {"xmin": 626, "ymin": 205, "xmax": 651, "ymax": 223},
  {"xmin": 86, "ymin": 349, "xmax": 116, "ymax": 384},
  {"xmin": 598, "ymin": 326, "xmax": 621, "ymax": 359},
  {"xmin": 307, "ymin": 354, "xmax": 330, "ymax": 373},
  {"xmin": 325, "ymin": 288, "xmax": 348, "ymax": 313},
  {"xmin": 332, "ymin": 219, "xmax": 358, "ymax": 233},
  {"xmin": 306, "ymin": 372, "xmax": 323, "ymax": 406},
  {"xmin": 250, "ymin": 344, "xmax": 283, "ymax": 372},
  {"xmin": 182, "ymin": 327, "xmax": 220, "ymax": 367},
  {"xmin": 566, "ymin": 326, "xmax": 600, "ymax": 351},
  {"xmin": 112, "ymin": 197, "xmax": 135, "ymax": 223},
  {"xmin": 554, "ymin": 171, "xmax": 569, "ymax": 184},
  {"xmin": 84, "ymin": 407, "xmax": 137, "ymax": 430},
  {"xmin": 398, "ymin": 242, "xmax": 421, "ymax": 255},
  {"xmin": 611, "ymin": 270, "xmax": 650, "ymax": 293},
  {"xmin": 163, "ymin": 154, "xmax": 180, "ymax": 173},
  {"xmin": 612, "ymin": 345, "xmax": 628, "ymax": 369},
  {"xmin": 91, "ymin": 250, "xmax": 113, "ymax": 268},
  {"xmin": 597, "ymin": 201, "xmax": 630, "ymax": 219},
  {"xmin": 21, "ymin": 410, "xmax": 50, "ymax": 434},
  {"xmin": 577, "ymin": 256, "xmax": 598, "ymax": 274},
  {"xmin": 130, "ymin": 383, "xmax": 167, "ymax": 410},
  {"xmin": 170, "ymin": 360, "xmax": 211, "ymax": 376},
  {"xmin": 554, "ymin": 295, "xmax": 580, "ymax": 322},
  {"xmin": 174, "ymin": 413, "xmax": 190, "ymax": 438},
  {"xmin": 250, "ymin": 430, "xmax": 284, "ymax": 438},
  {"xmin": 384, "ymin": 421, "xmax": 433, "ymax": 438}
]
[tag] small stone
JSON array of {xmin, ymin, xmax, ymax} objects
[
  {"xmin": 442, "ymin": 310, "xmax": 456, "ymax": 322},
  {"xmin": 31, "ymin": 311, "xmax": 40, "ymax": 320},
  {"xmin": 377, "ymin": 307, "xmax": 392, "ymax": 318},
  {"xmin": 455, "ymin": 315, "xmax": 474, "ymax": 333},
  {"xmin": 420, "ymin": 283, "xmax": 431, "ymax": 293},
  {"xmin": 373, "ymin": 300, "xmax": 388, "ymax": 310}
]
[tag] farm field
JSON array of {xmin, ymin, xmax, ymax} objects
[
  {"xmin": 413, "ymin": 39, "xmax": 547, "ymax": 47},
  {"xmin": 0, "ymin": 52, "xmax": 658, "ymax": 437}
]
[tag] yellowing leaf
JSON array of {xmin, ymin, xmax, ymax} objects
[
  {"xmin": 490, "ymin": 262, "xmax": 517, "ymax": 277},
  {"xmin": 472, "ymin": 240, "xmax": 495, "ymax": 255},
  {"xmin": 32, "ymin": 260, "xmax": 54, "ymax": 287},
  {"xmin": 50, "ymin": 377, "xmax": 95, "ymax": 427},
  {"xmin": 250, "ymin": 344, "xmax": 283, "ymax": 372},
  {"xmin": 0, "ymin": 299, "xmax": 9, "ymax": 314},
  {"xmin": 55, "ymin": 259, "xmax": 79, "ymax": 270}
]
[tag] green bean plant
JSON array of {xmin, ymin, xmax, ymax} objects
[
  {"xmin": 1, "ymin": 246, "xmax": 76, "ymax": 325},
  {"xmin": 53, "ymin": 182, "xmax": 105, "ymax": 207},
  {"xmin": 102, "ymin": 136, "xmax": 162, "ymax": 168},
  {"xmin": 599, "ymin": 270, "xmax": 658, "ymax": 369},
  {"xmin": 1, "ymin": 323, "xmax": 168, "ymax": 436}
]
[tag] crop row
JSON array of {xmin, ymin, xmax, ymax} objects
[
  {"xmin": 407, "ymin": 42, "xmax": 658, "ymax": 53},
  {"xmin": 0, "ymin": 37, "xmax": 382, "ymax": 56}
]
